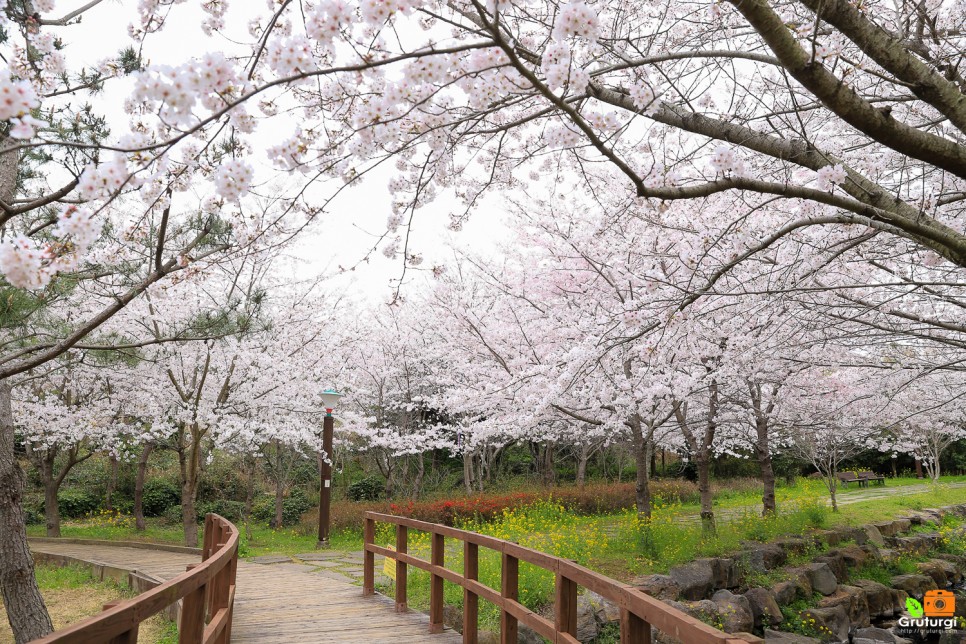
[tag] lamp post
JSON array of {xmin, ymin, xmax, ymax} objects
[{"xmin": 318, "ymin": 388, "xmax": 342, "ymax": 548}]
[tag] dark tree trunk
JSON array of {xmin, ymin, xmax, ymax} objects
[
  {"xmin": 0, "ymin": 380, "xmax": 54, "ymax": 642},
  {"xmin": 178, "ymin": 425, "xmax": 202, "ymax": 547},
  {"xmin": 105, "ymin": 453, "xmax": 118, "ymax": 512},
  {"xmin": 273, "ymin": 477, "xmax": 284, "ymax": 529},
  {"xmin": 411, "ymin": 452, "xmax": 425, "ymax": 499},
  {"xmin": 631, "ymin": 417, "xmax": 652, "ymax": 520},
  {"xmin": 462, "ymin": 451, "xmax": 474, "ymax": 495},
  {"xmin": 43, "ymin": 477, "xmax": 60, "ymax": 538},
  {"xmin": 576, "ymin": 444, "xmax": 589, "ymax": 489},
  {"xmin": 134, "ymin": 443, "xmax": 154, "ymax": 532},
  {"xmin": 695, "ymin": 449, "xmax": 715, "ymax": 534},
  {"xmin": 758, "ymin": 450, "xmax": 777, "ymax": 516}
]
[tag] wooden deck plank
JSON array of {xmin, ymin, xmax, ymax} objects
[{"xmin": 29, "ymin": 542, "xmax": 462, "ymax": 643}]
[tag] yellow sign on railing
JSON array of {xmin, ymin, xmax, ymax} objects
[{"xmin": 383, "ymin": 545, "xmax": 396, "ymax": 580}]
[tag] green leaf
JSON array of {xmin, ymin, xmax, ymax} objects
[{"xmin": 906, "ymin": 598, "xmax": 924, "ymax": 618}]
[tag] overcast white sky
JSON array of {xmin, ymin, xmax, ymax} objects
[{"xmin": 54, "ymin": 0, "xmax": 511, "ymax": 302}]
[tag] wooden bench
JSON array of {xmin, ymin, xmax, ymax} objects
[
  {"xmin": 857, "ymin": 471, "xmax": 886, "ymax": 486},
  {"xmin": 836, "ymin": 471, "xmax": 865, "ymax": 487}
]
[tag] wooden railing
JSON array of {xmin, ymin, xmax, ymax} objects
[
  {"xmin": 32, "ymin": 514, "xmax": 239, "ymax": 644},
  {"xmin": 363, "ymin": 512, "xmax": 761, "ymax": 644}
]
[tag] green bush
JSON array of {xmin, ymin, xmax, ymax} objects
[
  {"xmin": 348, "ymin": 477, "xmax": 383, "ymax": 502},
  {"xmin": 164, "ymin": 504, "xmax": 184, "ymax": 524},
  {"xmin": 24, "ymin": 504, "xmax": 43, "ymax": 525},
  {"xmin": 141, "ymin": 479, "xmax": 181, "ymax": 517},
  {"xmin": 197, "ymin": 500, "xmax": 246, "ymax": 523},
  {"xmin": 57, "ymin": 489, "xmax": 99, "ymax": 518},
  {"xmin": 251, "ymin": 488, "xmax": 313, "ymax": 526}
]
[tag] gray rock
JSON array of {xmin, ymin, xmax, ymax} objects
[
  {"xmin": 711, "ymin": 589, "xmax": 754, "ymax": 633},
  {"xmin": 773, "ymin": 537, "xmax": 810, "ymax": 555},
  {"xmin": 890, "ymin": 573, "xmax": 938, "ymax": 597},
  {"xmin": 836, "ymin": 544, "xmax": 872, "ymax": 570},
  {"xmin": 669, "ymin": 560, "xmax": 714, "ymax": 600},
  {"xmin": 740, "ymin": 543, "xmax": 788, "ymax": 572},
  {"xmin": 516, "ymin": 624, "xmax": 544, "ymax": 644},
  {"xmin": 702, "ymin": 557, "xmax": 739, "ymax": 590},
  {"xmin": 853, "ymin": 626, "xmax": 897, "ymax": 643},
  {"xmin": 584, "ymin": 591, "xmax": 620, "ymax": 625},
  {"xmin": 633, "ymin": 574, "xmax": 681, "ymax": 601},
  {"xmin": 804, "ymin": 562, "xmax": 839, "ymax": 595},
  {"xmin": 922, "ymin": 558, "xmax": 961, "ymax": 584},
  {"xmin": 575, "ymin": 594, "xmax": 598, "ymax": 642},
  {"xmin": 772, "ymin": 581, "xmax": 800, "ymax": 606},
  {"xmin": 851, "ymin": 579, "xmax": 903, "ymax": 620},
  {"xmin": 744, "ymin": 587, "xmax": 784, "ymax": 630},
  {"xmin": 893, "ymin": 536, "xmax": 931, "ymax": 555},
  {"xmin": 814, "ymin": 553, "xmax": 848, "ymax": 582},
  {"xmin": 863, "ymin": 524, "xmax": 886, "ymax": 546},
  {"xmin": 818, "ymin": 584, "xmax": 870, "ymax": 628},
  {"xmin": 874, "ymin": 520, "xmax": 908, "ymax": 538},
  {"xmin": 801, "ymin": 605, "xmax": 851, "ymax": 642},
  {"xmin": 763, "ymin": 629, "xmax": 821, "ymax": 643},
  {"xmin": 935, "ymin": 553, "xmax": 966, "ymax": 575}
]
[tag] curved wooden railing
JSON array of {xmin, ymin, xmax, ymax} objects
[
  {"xmin": 32, "ymin": 514, "xmax": 239, "ymax": 644},
  {"xmin": 363, "ymin": 512, "xmax": 761, "ymax": 644}
]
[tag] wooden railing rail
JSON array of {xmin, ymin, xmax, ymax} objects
[
  {"xmin": 363, "ymin": 512, "xmax": 761, "ymax": 644},
  {"xmin": 31, "ymin": 514, "xmax": 239, "ymax": 644}
]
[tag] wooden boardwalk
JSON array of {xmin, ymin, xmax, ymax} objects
[{"xmin": 29, "ymin": 541, "xmax": 462, "ymax": 643}]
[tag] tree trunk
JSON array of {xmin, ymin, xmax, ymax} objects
[
  {"xmin": 178, "ymin": 425, "xmax": 202, "ymax": 547},
  {"xmin": 243, "ymin": 456, "xmax": 256, "ymax": 541},
  {"xmin": 134, "ymin": 443, "xmax": 154, "ymax": 532},
  {"xmin": 828, "ymin": 476, "xmax": 838, "ymax": 512},
  {"xmin": 411, "ymin": 452, "xmax": 425, "ymax": 499},
  {"xmin": 0, "ymin": 380, "xmax": 54, "ymax": 642},
  {"xmin": 758, "ymin": 449, "xmax": 777, "ymax": 516},
  {"xmin": 105, "ymin": 453, "xmax": 118, "ymax": 512},
  {"xmin": 914, "ymin": 458, "xmax": 923, "ymax": 479},
  {"xmin": 43, "ymin": 476, "xmax": 61, "ymax": 538},
  {"xmin": 631, "ymin": 419, "xmax": 652, "ymax": 520},
  {"xmin": 576, "ymin": 444, "xmax": 589, "ymax": 489},
  {"xmin": 462, "ymin": 451, "xmax": 474, "ymax": 495},
  {"xmin": 272, "ymin": 476, "xmax": 284, "ymax": 529},
  {"xmin": 696, "ymin": 450, "xmax": 715, "ymax": 534}
]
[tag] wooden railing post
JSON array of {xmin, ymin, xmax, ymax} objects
[
  {"xmin": 620, "ymin": 608, "xmax": 652, "ymax": 644},
  {"xmin": 554, "ymin": 574, "xmax": 578, "ymax": 636},
  {"xmin": 102, "ymin": 601, "xmax": 138, "ymax": 644},
  {"xmin": 500, "ymin": 553, "xmax": 518, "ymax": 644},
  {"xmin": 463, "ymin": 541, "xmax": 479, "ymax": 644},
  {"xmin": 179, "ymin": 579, "xmax": 207, "ymax": 644},
  {"xmin": 363, "ymin": 516, "xmax": 375, "ymax": 596},
  {"xmin": 395, "ymin": 524, "xmax": 408, "ymax": 613},
  {"xmin": 429, "ymin": 531, "xmax": 445, "ymax": 634}
]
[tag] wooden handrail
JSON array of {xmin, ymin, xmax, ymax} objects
[
  {"xmin": 31, "ymin": 514, "xmax": 239, "ymax": 644},
  {"xmin": 363, "ymin": 511, "xmax": 762, "ymax": 644}
]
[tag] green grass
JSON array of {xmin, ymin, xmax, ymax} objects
[{"xmin": 34, "ymin": 563, "xmax": 115, "ymax": 590}]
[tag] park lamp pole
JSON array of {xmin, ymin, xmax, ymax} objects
[{"xmin": 318, "ymin": 388, "xmax": 342, "ymax": 548}]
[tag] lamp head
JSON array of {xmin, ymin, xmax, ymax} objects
[{"xmin": 320, "ymin": 388, "xmax": 343, "ymax": 415}]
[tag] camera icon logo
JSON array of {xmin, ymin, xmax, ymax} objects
[{"xmin": 923, "ymin": 590, "xmax": 956, "ymax": 618}]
